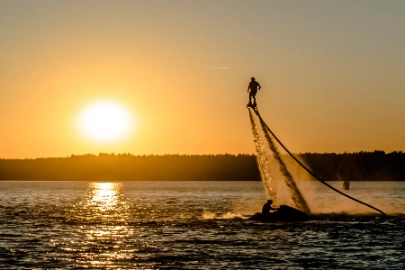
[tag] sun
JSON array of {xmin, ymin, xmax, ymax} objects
[{"xmin": 78, "ymin": 101, "xmax": 133, "ymax": 142}]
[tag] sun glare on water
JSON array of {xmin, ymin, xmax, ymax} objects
[{"xmin": 78, "ymin": 101, "xmax": 134, "ymax": 142}]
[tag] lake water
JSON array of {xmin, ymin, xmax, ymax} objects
[{"xmin": 0, "ymin": 181, "xmax": 404, "ymax": 269}]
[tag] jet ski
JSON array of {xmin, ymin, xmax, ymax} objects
[{"xmin": 249, "ymin": 205, "xmax": 310, "ymax": 222}]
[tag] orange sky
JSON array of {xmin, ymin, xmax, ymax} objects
[{"xmin": 1, "ymin": 1, "xmax": 405, "ymax": 158}]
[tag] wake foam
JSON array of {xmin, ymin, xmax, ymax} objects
[{"xmin": 201, "ymin": 211, "xmax": 246, "ymax": 220}]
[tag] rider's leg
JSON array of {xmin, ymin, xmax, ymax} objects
[
  {"xmin": 248, "ymin": 92, "xmax": 253, "ymax": 106},
  {"xmin": 252, "ymin": 91, "xmax": 257, "ymax": 107}
]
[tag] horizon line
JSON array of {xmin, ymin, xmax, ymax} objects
[{"xmin": 1, "ymin": 150, "xmax": 403, "ymax": 160}]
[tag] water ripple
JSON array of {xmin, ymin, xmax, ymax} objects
[{"xmin": 0, "ymin": 181, "xmax": 404, "ymax": 269}]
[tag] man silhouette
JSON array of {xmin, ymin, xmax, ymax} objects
[
  {"xmin": 262, "ymin": 200, "xmax": 275, "ymax": 216},
  {"xmin": 247, "ymin": 77, "xmax": 261, "ymax": 108}
]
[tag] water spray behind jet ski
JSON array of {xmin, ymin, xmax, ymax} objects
[{"xmin": 247, "ymin": 107, "xmax": 387, "ymax": 222}]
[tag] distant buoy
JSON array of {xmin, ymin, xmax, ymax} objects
[{"xmin": 343, "ymin": 181, "xmax": 350, "ymax": 190}]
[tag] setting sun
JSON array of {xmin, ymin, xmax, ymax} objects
[{"xmin": 78, "ymin": 101, "xmax": 133, "ymax": 142}]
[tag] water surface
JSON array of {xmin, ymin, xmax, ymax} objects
[{"xmin": 0, "ymin": 181, "xmax": 404, "ymax": 269}]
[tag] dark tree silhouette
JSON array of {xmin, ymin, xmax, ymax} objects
[{"xmin": 0, "ymin": 151, "xmax": 404, "ymax": 181}]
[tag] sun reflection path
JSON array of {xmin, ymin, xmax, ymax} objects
[
  {"xmin": 80, "ymin": 182, "xmax": 132, "ymax": 223},
  {"xmin": 74, "ymin": 182, "xmax": 136, "ymax": 268},
  {"xmin": 91, "ymin": 183, "xmax": 120, "ymax": 211}
]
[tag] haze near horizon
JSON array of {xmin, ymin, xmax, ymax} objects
[{"xmin": 1, "ymin": 0, "xmax": 404, "ymax": 158}]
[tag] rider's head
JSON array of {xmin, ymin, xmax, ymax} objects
[
  {"xmin": 251, "ymin": 77, "xmax": 255, "ymax": 81},
  {"xmin": 267, "ymin": 200, "xmax": 273, "ymax": 204}
]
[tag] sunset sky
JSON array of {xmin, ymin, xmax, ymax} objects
[{"xmin": 1, "ymin": 0, "xmax": 404, "ymax": 158}]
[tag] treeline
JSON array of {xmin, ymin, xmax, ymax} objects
[
  {"xmin": 300, "ymin": 151, "xmax": 405, "ymax": 181},
  {"xmin": 0, "ymin": 151, "xmax": 404, "ymax": 181},
  {"xmin": 0, "ymin": 154, "xmax": 260, "ymax": 181}
]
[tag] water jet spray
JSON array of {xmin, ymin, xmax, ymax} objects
[{"xmin": 248, "ymin": 107, "xmax": 387, "ymax": 216}]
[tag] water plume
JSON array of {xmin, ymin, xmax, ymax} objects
[
  {"xmin": 248, "ymin": 110, "xmax": 276, "ymax": 200},
  {"xmin": 258, "ymin": 116, "xmax": 311, "ymax": 213},
  {"xmin": 249, "ymin": 109, "xmax": 310, "ymax": 213}
]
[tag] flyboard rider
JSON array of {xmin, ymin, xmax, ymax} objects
[{"xmin": 247, "ymin": 77, "xmax": 261, "ymax": 108}]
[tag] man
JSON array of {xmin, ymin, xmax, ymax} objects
[
  {"xmin": 247, "ymin": 77, "xmax": 261, "ymax": 108},
  {"xmin": 262, "ymin": 200, "xmax": 276, "ymax": 216}
]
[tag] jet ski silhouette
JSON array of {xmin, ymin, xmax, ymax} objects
[{"xmin": 250, "ymin": 201, "xmax": 309, "ymax": 222}]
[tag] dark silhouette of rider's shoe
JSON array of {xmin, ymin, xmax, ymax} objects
[{"xmin": 247, "ymin": 103, "xmax": 257, "ymax": 109}]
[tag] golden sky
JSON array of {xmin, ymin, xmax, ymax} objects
[{"xmin": 1, "ymin": 0, "xmax": 404, "ymax": 158}]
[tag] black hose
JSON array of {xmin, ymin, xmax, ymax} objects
[{"xmin": 250, "ymin": 108, "xmax": 387, "ymax": 216}]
